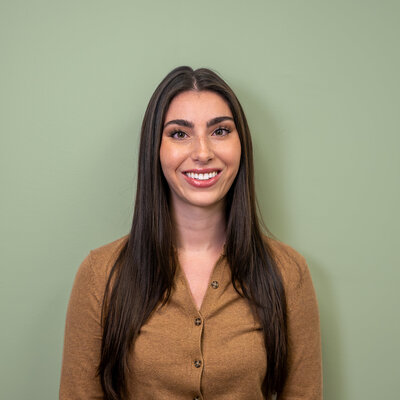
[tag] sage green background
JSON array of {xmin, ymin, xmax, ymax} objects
[{"xmin": 1, "ymin": 0, "xmax": 399, "ymax": 399}]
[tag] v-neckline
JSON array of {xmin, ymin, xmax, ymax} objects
[{"xmin": 177, "ymin": 251, "xmax": 226, "ymax": 315}]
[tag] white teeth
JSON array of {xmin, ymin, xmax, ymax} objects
[{"xmin": 185, "ymin": 171, "xmax": 218, "ymax": 180}]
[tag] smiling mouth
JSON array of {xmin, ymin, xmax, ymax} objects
[{"xmin": 184, "ymin": 171, "xmax": 219, "ymax": 181}]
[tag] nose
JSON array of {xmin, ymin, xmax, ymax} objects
[{"xmin": 191, "ymin": 136, "xmax": 214, "ymax": 163}]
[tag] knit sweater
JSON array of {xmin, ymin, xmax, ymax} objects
[{"xmin": 59, "ymin": 235, "xmax": 322, "ymax": 399}]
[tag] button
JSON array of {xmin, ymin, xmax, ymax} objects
[
  {"xmin": 211, "ymin": 280, "xmax": 219, "ymax": 289},
  {"xmin": 194, "ymin": 360, "xmax": 202, "ymax": 368},
  {"xmin": 194, "ymin": 317, "xmax": 202, "ymax": 326}
]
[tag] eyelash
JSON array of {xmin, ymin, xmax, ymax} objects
[{"xmin": 169, "ymin": 126, "xmax": 231, "ymax": 139}]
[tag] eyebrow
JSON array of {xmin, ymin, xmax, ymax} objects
[
  {"xmin": 163, "ymin": 116, "xmax": 234, "ymax": 129},
  {"xmin": 207, "ymin": 116, "xmax": 234, "ymax": 127}
]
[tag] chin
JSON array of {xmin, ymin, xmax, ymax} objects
[{"xmin": 184, "ymin": 196, "xmax": 225, "ymax": 209}]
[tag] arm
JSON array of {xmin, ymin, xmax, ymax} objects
[
  {"xmin": 59, "ymin": 253, "xmax": 104, "ymax": 400},
  {"xmin": 279, "ymin": 256, "xmax": 323, "ymax": 400}
]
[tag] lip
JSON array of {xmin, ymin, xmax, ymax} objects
[
  {"xmin": 182, "ymin": 168, "xmax": 222, "ymax": 174},
  {"xmin": 181, "ymin": 169, "xmax": 222, "ymax": 188}
]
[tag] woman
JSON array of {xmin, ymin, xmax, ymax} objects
[{"xmin": 60, "ymin": 66, "xmax": 322, "ymax": 400}]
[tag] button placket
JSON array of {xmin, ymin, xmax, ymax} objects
[
  {"xmin": 182, "ymin": 255, "xmax": 226, "ymax": 397},
  {"xmin": 190, "ymin": 309, "xmax": 205, "ymax": 397},
  {"xmin": 200, "ymin": 255, "xmax": 226, "ymax": 318}
]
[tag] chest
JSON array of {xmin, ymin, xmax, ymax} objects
[
  {"xmin": 129, "ymin": 267, "xmax": 267, "ymax": 399},
  {"xmin": 178, "ymin": 252, "xmax": 221, "ymax": 311}
]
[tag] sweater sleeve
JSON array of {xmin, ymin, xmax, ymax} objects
[
  {"xmin": 279, "ymin": 254, "xmax": 323, "ymax": 400},
  {"xmin": 59, "ymin": 252, "xmax": 104, "ymax": 400}
]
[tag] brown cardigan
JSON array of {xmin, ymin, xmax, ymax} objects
[{"xmin": 60, "ymin": 235, "xmax": 322, "ymax": 399}]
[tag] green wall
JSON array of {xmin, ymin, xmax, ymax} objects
[{"xmin": 1, "ymin": 1, "xmax": 399, "ymax": 398}]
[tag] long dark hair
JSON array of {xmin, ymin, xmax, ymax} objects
[{"xmin": 98, "ymin": 66, "xmax": 288, "ymax": 399}]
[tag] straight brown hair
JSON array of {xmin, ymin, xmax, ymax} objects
[{"xmin": 98, "ymin": 66, "xmax": 288, "ymax": 399}]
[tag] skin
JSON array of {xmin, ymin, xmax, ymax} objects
[{"xmin": 159, "ymin": 90, "xmax": 242, "ymax": 310}]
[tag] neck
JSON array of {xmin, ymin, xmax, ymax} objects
[{"xmin": 170, "ymin": 199, "xmax": 226, "ymax": 254}]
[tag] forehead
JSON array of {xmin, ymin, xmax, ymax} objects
[{"xmin": 165, "ymin": 90, "xmax": 233, "ymax": 122}]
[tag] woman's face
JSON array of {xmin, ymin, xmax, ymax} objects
[{"xmin": 160, "ymin": 90, "xmax": 241, "ymax": 210}]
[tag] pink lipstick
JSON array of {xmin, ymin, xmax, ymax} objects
[{"xmin": 182, "ymin": 169, "xmax": 222, "ymax": 188}]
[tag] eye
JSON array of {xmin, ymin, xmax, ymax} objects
[
  {"xmin": 213, "ymin": 127, "xmax": 231, "ymax": 136},
  {"xmin": 170, "ymin": 130, "xmax": 188, "ymax": 139}
]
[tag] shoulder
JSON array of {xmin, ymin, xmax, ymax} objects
[
  {"xmin": 263, "ymin": 235, "xmax": 320, "ymax": 317},
  {"xmin": 88, "ymin": 234, "xmax": 129, "ymax": 274},
  {"xmin": 262, "ymin": 235, "xmax": 309, "ymax": 292},
  {"xmin": 73, "ymin": 234, "xmax": 129, "ymax": 304}
]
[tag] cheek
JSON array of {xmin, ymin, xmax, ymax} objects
[
  {"xmin": 222, "ymin": 140, "xmax": 241, "ymax": 172},
  {"xmin": 159, "ymin": 141, "xmax": 183, "ymax": 176},
  {"xmin": 159, "ymin": 142, "xmax": 171, "ymax": 180}
]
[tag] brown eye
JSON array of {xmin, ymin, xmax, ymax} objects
[
  {"xmin": 171, "ymin": 131, "xmax": 188, "ymax": 139},
  {"xmin": 213, "ymin": 127, "xmax": 230, "ymax": 136}
]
